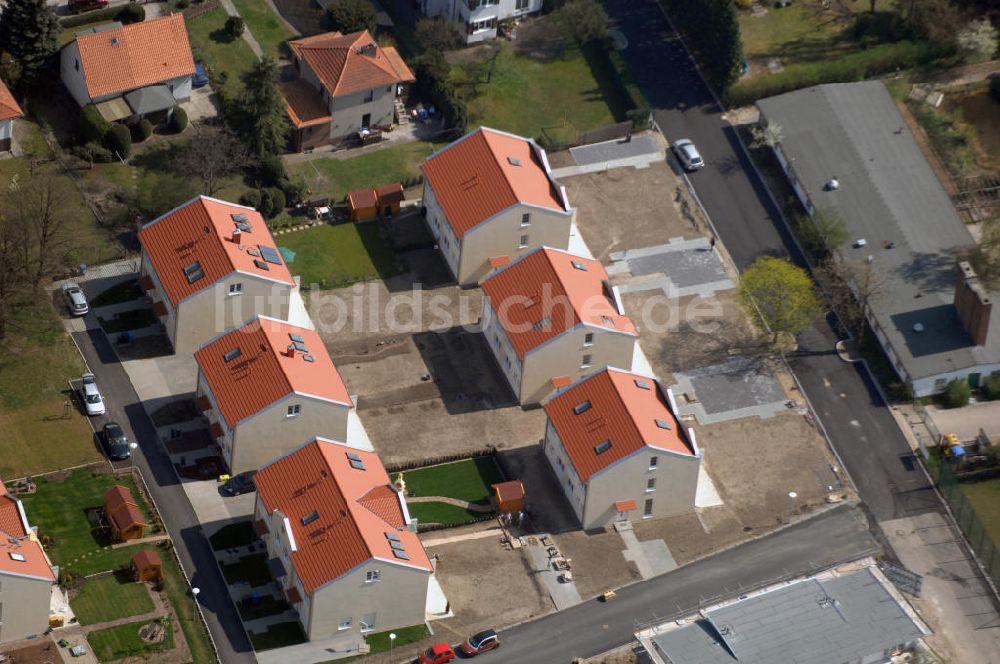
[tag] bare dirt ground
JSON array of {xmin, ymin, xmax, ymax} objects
[
  {"xmin": 554, "ymin": 529, "xmax": 641, "ymax": 599},
  {"xmin": 563, "ymin": 161, "xmax": 704, "ymax": 261},
  {"xmin": 2, "ymin": 639, "xmax": 64, "ymax": 664},
  {"xmin": 632, "ymin": 505, "xmax": 755, "ymax": 568}
]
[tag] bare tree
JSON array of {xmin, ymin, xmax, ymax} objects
[
  {"xmin": 9, "ymin": 176, "xmax": 72, "ymax": 285},
  {"xmin": 173, "ymin": 125, "xmax": 249, "ymax": 196},
  {"xmin": 0, "ymin": 210, "xmax": 31, "ymax": 341},
  {"xmin": 817, "ymin": 257, "xmax": 888, "ymax": 344}
]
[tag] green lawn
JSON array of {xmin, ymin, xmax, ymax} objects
[
  {"xmin": 91, "ymin": 279, "xmax": 142, "ymax": 308},
  {"xmin": 407, "ymin": 502, "xmax": 484, "ymax": 525},
  {"xmin": 277, "ymin": 222, "xmax": 404, "ymax": 289},
  {"xmin": 221, "ymin": 553, "xmax": 273, "ymax": 587},
  {"xmin": 210, "ymin": 520, "xmax": 256, "ymax": 550},
  {"xmin": 403, "ymin": 457, "xmax": 504, "ymax": 504},
  {"xmin": 288, "ymin": 141, "xmax": 440, "ymax": 204},
  {"xmin": 97, "ymin": 307, "xmax": 157, "ymax": 333},
  {"xmin": 231, "ymin": 0, "xmax": 297, "ymax": 58},
  {"xmin": 450, "ymin": 43, "xmax": 618, "ymax": 144},
  {"xmin": 186, "ymin": 4, "xmax": 257, "ymax": 100},
  {"xmin": 88, "ymin": 618, "xmax": 174, "ymax": 661},
  {"xmin": 0, "ymin": 300, "xmax": 101, "ymax": 479},
  {"xmin": 71, "ymin": 573, "xmax": 154, "ymax": 625},
  {"xmin": 19, "ymin": 470, "xmax": 157, "ymax": 575},
  {"xmin": 959, "ymin": 479, "xmax": 1000, "ymax": 545},
  {"xmin": 159, "ymin": 546, "xmax": 215, "ymax": 664},
  {"xmin": 249, "ymin": 621, "xmax": 307, "ymax": 650}
]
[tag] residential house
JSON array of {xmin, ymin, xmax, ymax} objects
[
  {"xmin": 542, "ymin": 367, "xmax": 700, "ymax": 530},
  {"xmin": 480, "ymin": 247, "xmax": 637, "ymax": 405},
  {"xmin": 138, "ymin": 196, "xmax": 298, "ymax": 354},
  {"xmin": 194, "ymin": 315, "xmax": 360, "ymax": 474},
  {"xmin": 281, "ymin": 30, "xmax": 414, "ymax": 152},
  {"xmin": 418, "ymin": 0, "xmax": 544, "ymax": 43},
  {"xmin": 60, "ymin": 14, "xmax": 195, "ymax": 123},
  {"xmin": 635, "ymin": 560, "xmax": 929, "ymax": 664},
  {"xmin": 0, "ymin": 481, "xmax": 56, "ymax": 644},
  {"xmin": 0, "ymin": 79, "xmax": 23, "ymax": 153},
  {"xmin": 757, "ymin": 81, "xmax": 1000, "ymax": 396},
  {"xmin": 421, "ymin": 127, "xmax": 574, "ymax": 286},
  {"xmin": 104, "ymin": 485, "xmax": 148, "ymax": 542},
  {"xmin": 254, "ymin": 438, "xmax": 432, "ymax": 641}
]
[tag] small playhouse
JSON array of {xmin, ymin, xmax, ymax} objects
[
  {"xmin": 131, "ymin": 549, "xmax": 163, "ymax": 582},
  {"xmin": 104, "ymin": 485, "xmax": 148, "ymax": 542},
  {"xmin": 347, "ymin": 182, "xmax": 405, "ymax": 222},
  {"xmin": 491, "ymin": 480, "xmax": 525, "ymax": 514}
]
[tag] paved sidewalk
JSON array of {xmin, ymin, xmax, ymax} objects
[
  {"xmin": 406, "ymin": 495, "xmax": 494, "ymax": 513},
  {"xmin": 218, "ymin": 0, "xmax": 264, "ymax": 59}
]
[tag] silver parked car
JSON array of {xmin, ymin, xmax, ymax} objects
[
  {"xmin": 673, "ymin": 138, "xmax": 705, "ymax": 172},
  {"xmin": 80, "ymin": 372, "xmax": 106, "ymax": 416},
  {"xmin": 62, "ymin": 282, "xmax": 89, "ymax": 316}
]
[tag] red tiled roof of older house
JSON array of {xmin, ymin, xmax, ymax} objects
[
  {"xmin": 138, "ymin": 196, "xmax": 294, "ymax": 307},
  {"xmin": 0, "ymin": 79, "xmax": 23, "ymax": 121},
  {"xmin": 0, "ymin": 481, "xmax": 53, "ymax": 582},
  {"xmin": 544, "ymin": 368, "xmax": 696, "ymax": 482},
  {"xmin": 255, "ymin": 438, "xmax": 432, "ymax": 594},
  {"xmin": 421, "ymin": 127, "xmax": 569, "ymax": 239},
  {"xmin": 289, "ymin": 30, "xmax": 414, "ymax": 99},
  {"xmin": 74, "ymin": 14, "xmax": 195, "ymax": 99},
  {"xmin": 131, "ymin": 549, "xmax": 161, "ymax": 570},
  {"xmin": 280, "ymin": 79, "xmax": 331, "ymax": 129},
  {"xmin": 481, "ymin": 248, "xmax": 637, "ymax": 358},
  {"xmin": 195, "ymin": 316, "xmax": 352, "ymax": 428}
]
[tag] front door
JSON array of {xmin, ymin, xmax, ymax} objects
[
  {"xmin": 969, "ymin": 373, "xmax": 982, "ymax": 388},
  {"xmin": 361, "ymin": 113, "xmax": 371, "ymax": 130}
]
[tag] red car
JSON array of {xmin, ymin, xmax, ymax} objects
[
  {"xmin": 417, "ymin": 643, "xmax": 455, "ymax": 664},
  {"xmin": 460, "ymin": 629, "xmax": 499, "ymax": 656}
]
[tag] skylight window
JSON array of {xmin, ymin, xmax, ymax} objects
[
  {"xmin": 347, "ymin": 452, "xmax": 366, "ymax": 470},
  {"xmin": 389, "ymin": 540, "xmax": 405, "ymax": 551},
  {"xmin": 532, "ymin": 316, "xmax": 551, "ymax": 331},
  {"xmin": 393, "ymin": 550, "xmax": 411, "ymax": 560},
  {"xmin": 254, "ymin": 259, "xmax": 269, "ymax": 271},
  {"xmin": 9, "ymin": 552, "xmax": 25, "ymax": 562},
  {"xmin": 223, "ymin": 347, "xmax": 242, "ymax": 362},
  {"xmin": 655, "ymin": 419, "xmax": 672, "ymax": 430},
  {"xmin": 384, "ymin": 532, "xmax": 401, "ymax": 542},
  {"xmin": 289, "ymin": 334, "xmax": 305, "ymax": 343},
  {"xmin": 186, "ymin": 269, "xmax": 205, "ymax": 284},
  {"xmin": 573, "ymin": 400, "xmax": 592, "ymax": 415},
  {"xmin": 301, "ymin": 511, "xmax": 319, "ymax": 526},
  {"xmin": 634, "ymin": 379, "xmax": 651, "ymax": 390},
  {"xmin": 303, "ymin": 354, "xmax": 315, "ymax": 363},
  {"xmin": 571, "ymin": 261, "xmax": 588, "ymax": 271},
  {"xmin": 507, "ymin": 156, "xmax": 522, "ymax": 166},
  {"xmin": 182, "ymin": 261, "xmax": 201, "ymax": 275},
  {"xmin": 600, "ymin": 315, "xmax": 613, "ymax": 326},
  {"xmin": 594, "ymin": 440, "xmax": 612, "ymax": 454}
]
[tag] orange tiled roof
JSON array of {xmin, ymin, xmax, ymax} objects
[
  {"xmin": 374, "ymin": 183, "xmax": 404, "ymax": 206},
  {"xmin": 131, "ymin": 549, "xmax": 161, "ymax": 569},
  {"xmin": 481, "ymin": 247, "xmax": 637, "ymax": 357},
  {"xmin": 195, "ymin": 316, "xmax": 352, "ymax": 428},
  {"xmin": 544, "ymin": 368, "xmax": 696, "ymax": 482},
  {"xmin": 74, "ymin": 14, "xmax": 195, "ymax": 99},
  {"xmin": 255, "ymin": 438, "xmax": 432, "ymax": 594},
  {"xmin": 104, "ymin": 485, "xmax": 137, "ymax": 514},
  {"xmin": 281, "ymin": 79, "xmax": 331, "ymax": 129},
  {"xmin": 138, "ymin": 196, "xmax": 295, "ymax": 307},
  {"xmin": 110, "ymin": 502, "xmax": 146, "ymax": 532},
  {"xmin": 348, "ymin": 188, "xmax": 377, "ymax": 209},
  {"xmin": 0, "ymin": 481, "xmax": 27, "ymax": 538},
  {"xmin": 0, "ymin": 481, "xmax": 53, "ymax": 582},
  {"xmin": 0, "ymin": 79, "xmax": 23, "ymax": 122},
  {"xmin": 421, "ymin": 127, "xmax": 570, "ymax": 239},
  {"xmin": 289, "ymin": 30, "xmax": 414, "ymax": 99}
]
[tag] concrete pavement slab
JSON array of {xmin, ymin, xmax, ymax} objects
[
  {"xmin": 671, "ymin": 357, "xmax": 789, "ymax": 425},
  {"xmin": 570, "ymin": 134, "xmax": 661, "ymax": 166},
  {"xmin": 523, "ymin": 539, "xmax": 583, "ymax": 611},
  {"xmin": 927, "ymin": 400, "xmax": 1000, "ymax": 442}
]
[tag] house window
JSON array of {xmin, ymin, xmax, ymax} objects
[
  {"xmin": 287, "ymin": 404, "xmax": 301, "ymax": 417},
  {"xmin": 75, "ymin": 59, "xmax": 80, "ymax": 71},
  {"xmin": 338, "ymin": 619, "xmax": 352, "ymax": 630},
  {"xmin": 934, "ymin": 378, "xmax": 948, "ymax": 389},
  {"xmin": 583, "ymin": 333, "xmax": 594, "ymax": 347},
  {"xmin": 646, "ymin": 478, "xmax": 656, "ymax": 492},
  {"xmin": 467, "ymin": 17, "xmax": 497, "ymax": 34},
  {"xmin": 228, "ymin": 283, "xmax": 243, "ymax": 296},
  {"xmin": 515, "ymin": 0, "xmax": 530, "ymax": 9},
  {"xmin": 649, "ymin": 456, "xmax": 658, "ymax": 470},
  {"xmin": 566, "ymin": 478, "xmax": 573, "ymax": 492},
  {"xmin": 581, "ymin": 354, "xmax": 592, "ymax": 368},
  {"xmin": 521, "ymin": 213, "xmax": 531, "ymax": 226},
  {"xmin": 643, "ymin": 499, "xmax": 653, "ymax": 518},
  {"xmin": 363, "ymin": 89, "xmax": 374, "ymax": 103},
  {"xmin": 519, "ymin": 234, "xmax": 529, "ymax": 248},
  {"xmin": 365, "ymin": 570, "xmax": 381, "ymax": 583},
  {"xmin": 360, "ymin": 620, "xmax": 375, "ymax": 633}
]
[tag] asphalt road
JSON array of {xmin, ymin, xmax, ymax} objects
[
  {"xmin": 603, "ymin": 0, "xmax": 939, "ymax": 525},
  {"xmin": 72, "ymin": 327, "xmax": 255, "ymax": 664},
  {"xmin": 481, "ymin": 505, "xmax": 877, "ymax": 663}
]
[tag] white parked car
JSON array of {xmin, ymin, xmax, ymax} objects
[
  {"xmin": 673, "ymin": 138, "xmax": 705, "ymax": 172},
  {"xmin": 62, "ymin": 282, "xmax": 89, "ymax": 316},
  {"xmin": 80, "ymin": 373, "xmax": 106, "ymax": 416}
]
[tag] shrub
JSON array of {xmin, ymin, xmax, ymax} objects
[
  {"xmin": 941, "ymin": 379, "xmax": 971, "ymax": 408},
  {"xmin": 265, "ymin": 187, "xmax": 286, "ymax": 216},
  {"xmin": 80, "ymin": 104, "xmax": 110, "ymax": 143},
  {"xmin": 279, "ymin": 176, "xmax": 308, "ymax": 205},
  {"xmin": 62, "ymin": 5, "xmax": 121, "ymax": 28},
  {"xmin": 170, "ymin": 106, "xmax": 188, "ymax": 133},
  {"xmin": 239, "ymin": 189, "xmax": 262, "ymax": 209},
  {"xmin": 130, "ymin": 118, "xmax": 153, "ymax": 142},
  {"xmin": 175, "ymin": 0, "xmax": 190, "ymax": 7},
  {"xmin": 259, "ymin": 154, "xmax": 286, "ymax": 186},
  {"xmin": 981, "ymin": 373, "xmax": 1000, "ymax": 400},
  {"xmin": 71, "ymin": 142, "xmax": 114, "ymax": 163},
  {"xmin": 258, "ymin": 188, "xmax": 275, "ymax": 217},
  {"xmin": 225, "ymin": 15, "xmax": 245, "ymax": 39},
  {"xmin": 115, "ymin": 2, "xmax": 146, "ymax": 24},
  {"xmin": 887, "ymin": 382, "xmax": 914, "ymax": 402},
  {"xmin": 104, "ymin": 123, "xmax": 132, "ymax": 159},
  {"xmin": 326, "ymin": 0, "xmax": 377, "ymax": 34}
]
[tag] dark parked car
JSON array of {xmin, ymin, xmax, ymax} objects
[
  {"xmin": 101, "ymin": 422, "xmax": 131, "ymax": 461},
  {"xmin": 220, "ymin": 471, "xmax": 257, "ymax": 496},
  {"xmin": 68, "ymin": 0, "xmax": 109, "ymax": 13},
  {"xmin": 192, "ymin": 63, "xmax": 209, "ymax": 88},
  {"xmin": 460, "ymin": 630, "xmax": 499, "ymax": 656}
]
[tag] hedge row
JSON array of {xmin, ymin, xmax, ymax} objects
[
  {"xmin": 384, "ymin": 447, "xmax": 497, "ymax": 474},
  {"xmin": 415, "ymin": 513, "xmax": 497, "ymax": 533},
  {"xmin": 725, "ymin": 40, "xmax": 953, "ymax": 107},
  {"xmin": 61, "ymin": 1, "xmax": 144, "ymax": 28},
  {"xmin": 581, "ymin": 41, "xmax": 650, "ymax": 129}
]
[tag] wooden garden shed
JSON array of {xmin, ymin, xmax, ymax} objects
[
  {"xmin": 131, "ymin": 549, "xmax": 163, "ymax": 582},
  {"xmin": 347, "ymin": 188, "xmax": 378, "ymax": 222},
  {"xmin": 104, "ymin": 485, "xmax": 148, "ymax": 542},
  {"xmin": 491, "ymin": 480, "xmax": 525, "ymax": 514},
  {"xmin": 374, "ymin": 183, "xmax": 404, "ymax": 218}
]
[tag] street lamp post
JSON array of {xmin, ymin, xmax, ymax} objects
[
  {"xmin": 191, "ymin": 587, "xmax": 201, "ymax": 621},
  {"xmin": 787, "ymin": 491, "xmax": 798, "ymax": 521},
  {"xmin": 389, "ymin": 632, "xmax": 396, "ymax": 660},
  {"xmin": 129, "ymin": 442, "xmax": 138, "ymax": 468}
]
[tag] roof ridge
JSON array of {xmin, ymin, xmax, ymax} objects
[
  {"xmin": 252, "ymin": 320, "xmax": 296, "ymax": 401},
  {"xmin": 481, "ymin": 128, "xmax": 522, "ymax": 215}
]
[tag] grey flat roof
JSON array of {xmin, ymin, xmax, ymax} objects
[
  {"xmin": 653, "ymin": 567, "xmax": 924, "ymax": 664},
  {"xmin": 124, "ymin": 84, "xmax": 176, "ymax": 115},
  {"xmin": 757, "ymin": 81, "xmax": 1000, "ymax": 381}
]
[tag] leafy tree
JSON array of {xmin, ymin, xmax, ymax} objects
[
  {"xmin": 105, "ymin": 123, "xmax": 132, "ymax": 159},
  {"xmin": 232, "ymin": 57, "xmax": 288, "ymax": 157},
  {"xmin": 750, "ymin": 121, "xmax": 782, "ymax": 149},
  {"xmin": 981, "ymin": 373, "xmax": 1000, "ymax": 400},
  {"xmin": 0, "ymin": 0, "xmax": 60, "ymax": 81},
  {"xmin": 115, "ymin": 2, "xmax": 146, "ymax": 24},
  {"xmin": 816, "ymin": 257, "xmax": 886, "ymax": 344},
  {"xmin": 225, "ymin": 15, "xmax": 245, "ymax": 39},
  {"xmin": 80, "ymin": 105, "xmax": 111, "ymax": 144},
  {"xmin": 893, "ymin": 0, "xmax": 962, "ymax": 43},
  {"xmin": 172, "ymin": 125, "xmax": 249, "ymax": 195},
  {"xmin": 554, "ymin": 0, "xmax": 608, "ymax": 45},
  {"xmin": 667, "ymin": 0, "xmax": 742, "ymax": 91},
  {"xmin": 956, "ymin": 19, "xmax": 998, "ymax": 63},
  {"xmin": 0, "ymin": 51, "xmax": 23, "ymax": 91},
  {"xmin": 801, "ymin": 207, "xmax": 849, "ymax": 255},
  {"xmin": 260, "ymin": 154, "xmax": 286, "ymax": 187},
  {"xmin": 170, "ymin": 106, "xmax": 188, "ymax": 133},
  {"xmin": 415, "ymin": 17, "xmax": 461, "ymax": 52},
  {"xmin": 739, "ymin": 256, "xmax": 824, "ymax": 344},
  {"xmin": 326, "ymin": 0, "xmax": 377, "ymax": 34},
  {"xmin": 131, "ymin": 118, "xmax": 153, "ymax": 143},
  {"xmin": 941, "ymin": 379, "xmax": 971, "ymax": 408}
]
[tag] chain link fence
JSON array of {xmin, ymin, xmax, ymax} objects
[{"xmin": 933, "ymin": 461, "xmax": 1000, "ymax": 589}]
